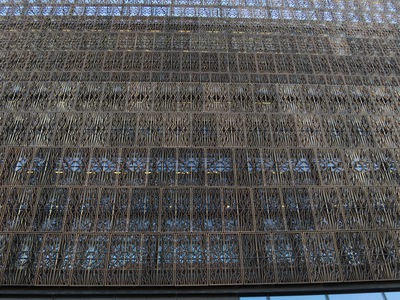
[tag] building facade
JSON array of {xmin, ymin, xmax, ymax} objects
[{"xmin": 0, "ymin": 0, "xmax": 400, "ymax": 295}]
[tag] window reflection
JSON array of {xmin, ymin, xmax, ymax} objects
[
  {"xmin": 330, "ymin": 293, "xmax": 383, "ymax": 300},
  {"xmin": 241, "ymin": 292, "xmax": 398, "ymax": 300},
  {"xmin": 0, "ymin": 0, "xmax": 398, "ymax": 24}
]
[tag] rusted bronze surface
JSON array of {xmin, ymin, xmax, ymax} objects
[{"xmin": 0, "ymin": 0, "xmax": 400, "ymax": 287}]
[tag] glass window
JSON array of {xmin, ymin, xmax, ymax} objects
[
  {"xmin": 271, "ymin": 296, "xmax": 326, "ymax": 300},
  {"xmin": 329, "ymin": 293, "xmax": 384, "ymax": 300},
  {"xmin": 385, "ymin": 292, "xmax": 400, "ymax": 300}
]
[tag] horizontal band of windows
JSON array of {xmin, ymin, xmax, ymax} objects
[{"xmin": 0, "ymin": 5, "xmax": 397, "ymax": 24}]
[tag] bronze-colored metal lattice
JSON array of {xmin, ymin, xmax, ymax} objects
[{"xmin": 0, "ymin": 0, "xmax": 400, "ymax": 288}]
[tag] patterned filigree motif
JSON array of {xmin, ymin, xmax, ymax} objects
[{"xmin": 0, "ymin": 0, "xmax": 399, "ymax": 288}]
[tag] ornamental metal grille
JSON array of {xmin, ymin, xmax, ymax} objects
[{"xmin": 0, "ymin": 0, "xmax": 399, "ymax": 288}]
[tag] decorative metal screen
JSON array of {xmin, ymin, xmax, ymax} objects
[{"xmin": 0, "ymin": 0, "xmax": 400, "ymax": 287}]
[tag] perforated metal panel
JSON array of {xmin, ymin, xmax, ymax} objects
[{"xmin": 0, "ymin": 0, "xmax": 400, "ymax": 287}]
